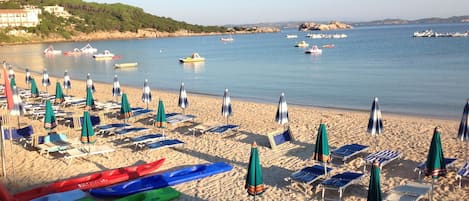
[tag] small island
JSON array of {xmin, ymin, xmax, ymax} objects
[{"xmin": 299, "ymin": 21, "xmax": 353, "ymax": 31}]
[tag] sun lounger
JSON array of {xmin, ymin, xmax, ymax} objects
[
  {"xmin": 362, "ymin": 150, "xmax": 403, "ymax": 172},
  {"xmin": 456, "ymin": 162, "xmax": 469, "ymax": 187},
  {"xmin": 36, "ymin": 133, "xmax": 70, "ymax": 157},
  {"xmin": 317, "ymin": 171, "xmax": 365, "ymax": 200},
  {"xmin": 130, "ymin": 134, "xmax": 166, "ymax": 148},
  {"xmin": 206, "ymin": 124, "xmax": 239, "ymax": 134},
  {"xmin": 62, "ymin": 98, "xmax": 86, "ymax": 107},
  {"xmin": 384, "ymin": 182, "xmax": 431, "ymax": 201},
  {"xmin": 285, "ymin": 165, "xmax": 332, "ymax": 194},
  {"xmin": 113, "ymin": 127, "xmax": 149, "ymax": 139},
  {"xmin": 3, "ymin": 125, "xmax": 34, "ymax": 147},
  {"xmin": 267, "ymin": 127, "xmax": 294, "ymax": 149},
  {"xmin": 166, "ymin": 113, "xmax": 196, "ymax": 126},
  {"xmin": 95, "ymin": 123, "xmax": 130, "ymax": 135},
  {"xmin": 131, "ymin": 109, "xmax": 153, "ymax": 120},
  {"xmin": 145, "ymin": 139, "xmax": 184, "ymax": 151},
  {"xmin": 331, "ymin": 143, "xmax": 369, "ymax": 163},
  {"xmin": 188, "ymin": 122, "xmax": 221, "ymax": 135},
  {"xmin": 414, "ymin": 158, "xmax": 457, "ymax": 180},
  {"xmin": 63, "ymin": 145, "xmax": 115, "ymax": 165}
]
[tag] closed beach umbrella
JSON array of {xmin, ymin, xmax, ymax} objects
[
  {"xmin": 11, "ymin": 86, "xmax": 25, "ymax": 128},
  {"xmin": 54, "ymin": 82, "xmax": 65, "ymax": 104},
  {"xmin": 245, "ymin": 142, "xmax": 265, "ymax": 199},
  {"xmin": 178, "ymin": 82, "xmax": 188, "ymax": 113},
  {"xmin": 8, "ymin": 65, "xmax": 14, "ymax": 79},
  {"xmin": 43, "ymin": 100, "xmax": 57, "ymax": 131},
  {"xmin": 3, "ymin": 67, "xmax": 13, "ymax": 110},
  {"xmin": 80, "ymin": 111, "xmax": 96, "ymax": 145},
  {"xmin": 85, "ymin": 87, "xmax": 95, "ymax": 110},
  {"xmin": 112, "ymin": 75, "xmax": 121, "ymax": 102},
  {"xmin": 425, "ymin": 127, "xmax": 446, "ymax": 201},
  {"xmin": 313, "ymin": 123, "xmax": 331, "ymax": 175},
  {"xmin": 367, "ymin": 97, "xmax": 383, "ymax": 149},
  {"xmin": 154, "ymin": 99, "xmax": 167, "ymax": 128},
  {"xmin": 142, "ymin": 79, "xmax": 152, "ymax": 109},
  {"xmin": 25, "ymin": 68, "xmax": 31, "ymax": 86},
  {"xmin": 458, "ymin": 99, "xmax": 469, "ymax": 162},
  {"xmin": 30, "ymin": 78, "xmax": 39, "ymax": 98},
  {"xmin": 42, "ymin": 69, "xmax": 50, "ymax": 93},
  {"xmin": 120, "ymin": 93, "xmax": 133, "ymax": 122},
  {"xmin": 63, "ymin": 70, "xmax": 71, "ymax": 95},
  {"xmin": 367, "ymin": 161, "xmax": 382, "ymax": 201},
  {"xmin": 86, "ymin": 73, "xmax": 95, "ymax": 93},
  {"xmin": 221, "ymin": 88, "xmax": 232, "ymax": 124},
  {"xmin": 275, "ymin": 92, "xmax": 289, "ymax": 126},
  {"xmin": 9, "ymin": 77, "xmax": 16, "ymax": 89}
]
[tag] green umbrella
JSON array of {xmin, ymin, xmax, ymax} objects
[
  {"xmin": 425, "ymin": 127, "xmax": 446, "ymax": 201},
  {"xmin": 80, "ymin": 111, "xmax": 96, "ymax": 144},
  {"xmin": 85, "ymin": 87, "xmax": 95, "ymax": 110},
  {"xmin": 30, "ymin": 78, "xmax": 39, "ymax": 98},
  {"xmin": 9, "ymin": 77, "xmax": 16, "ymax": 89},
  {"xmin": 43, "ymin": 99, "xmax": 57, "ymax": 131},
  {"xmin": 120, "ymin": 93, "xmax": 133, "ymax": 121},
  {"xmin": 54, "ymin": 81, "xmax": 65, "ymax": 104},
  {"xmin": 154, "ymin": 99, "xmax": 166, "ymax": 128},
  {"xmin": 367, "ymin": 161, "xmax": 382, "ymax": 201},
  {"xmin": 313, "ymin": 123, "xmax": 330, "ymax": 176},
  {"xmin": 245, "ymin": 142, "xmax": 265, "ymax": 200}
]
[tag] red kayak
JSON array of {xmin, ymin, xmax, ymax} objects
[{"xmin": 13, "ymin": 158, "xmax": 165, "ymax": 201}]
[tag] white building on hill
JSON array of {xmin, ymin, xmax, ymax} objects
[{"xmin": 0, "ymin": 8, "xmax": 41, "ymax": 28}]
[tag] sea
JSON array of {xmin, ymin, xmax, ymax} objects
[{"xmin": 1, "ymin": 23, "xmax": 469, "ymax": 119}]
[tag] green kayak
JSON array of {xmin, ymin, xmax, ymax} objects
[{"xmin": 115, "ymin": 187, "xmax": 181, "ymax": 201}]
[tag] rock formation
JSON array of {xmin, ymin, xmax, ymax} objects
[{"xmin": 299, "ymin": 21, "xmax": 353, "ymax": 31}]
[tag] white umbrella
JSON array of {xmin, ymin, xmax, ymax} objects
[
  {"xmin": 42, "ymin": 69, "xmax": 50, "ymax": 93},
  {"xmin": 221, "ymin": 88, "xmax": 232, "ymax": 124},
  {"xmin": 458, "ymin": 99, "xmax": 469, "ymax": 162},
  {"xmin": 275, "ymin": 92, "xmax": 289, "ymax": 126},
  {"xmin": 178, "ymin": 82, "xmax": 188, "ymax": 114},
  {"xmin": 112, "ymin": 75, "xmax": 121, "ymax": 102},
  {"xmin": 10, "ymin": 86, "xmax": 25, "ymax": 127},
  {"xmin": 25, "ymin": 68, "xmax": 31, "ymax": 86},
  {"xmin": 86, "ymin": 73, "xmax": 95, "ymax": 93},
  {"xmin": 8, "ymin": 65, "xmax": 14, "ymax": 79},
  {"xmin": 141, "ymin": 79, "xmax": 152, "ymax": 109},
  {"xmin": 367, "ymin": 97, "xmax": 383, "ymax": 150},
  {"xmin": 63, "ymin": 70, "xmax": 71, "ymax": 95}
]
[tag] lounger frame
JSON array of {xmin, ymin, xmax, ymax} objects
[
  {"xmin": 317, "ymin": 172, "xmax": 365, "ymax": 201},
  {"xmin": 413, "ymin": 158, "xmax": 457, "ymax": 181}
]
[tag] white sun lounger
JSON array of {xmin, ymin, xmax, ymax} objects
[
  {"xmin": 456, "ymin": 161, "xmax": 469, "ymax": 187},
  {"xmin": 384, "ymin": 182, "xmax": 432, "ymax": 201},
  {"xmin": 362, "ymin": 150, "xmax": 403, "ymax": 172},
  {"xmin": 166, "ymin": 113, "xmax": 196, "ymax": 126},
  {"xmin": 63, "ymin": 145, "xmax": 115, "ymax": 165}
]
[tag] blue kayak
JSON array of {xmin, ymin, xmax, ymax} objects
[{"xmin": 89, "ymin": 162, "xmax": 233, "ymax": 197}]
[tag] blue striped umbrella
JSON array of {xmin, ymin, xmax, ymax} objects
[
  {"xmin": 141, "ymin": 79, "xmax": 152, "ymax": 109},
  {"xmin": 42, "ymin": 69, "xmax": 50, "ymax": 93},
  {"xmin": 86, "ymin": 73, "xmax": 96, "ymax": 93},
  {"xmin": 25, "ymin": 68, "xmax": 31, "ymax": 85},
  {"xmin": 221, "ymin": 88, "xmax": 232, "ymax": 124},
  {"xmin": 8, "ymin": 65, "xmax": 14, "ymax": 79},
  {"xmin": 367, "ymin": 97, "xmax": 383, "ymax": 149},
  {"xmin": 112, "ymin": 74, "xmax": 121, "ymax": 102},
  {"xmin": 275, "ymin": 92, "xmax": 289, "ymax": 126},
  {"xmin": 178, "ymin": 82, "xmax": 188, "ymax": 114},
  {"xmin": 63, "ymin": 70, "xmax": 71, "ymax": 95},
  {"xmin": 458, "ymin": 99, "xmax": 469, "ymax": 162},
  {"xmin": 11, "ymin": 86, "xmax": 25, "ymax": 128}
]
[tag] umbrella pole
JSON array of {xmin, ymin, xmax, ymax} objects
[
  {"xmin": 8, "ymin": 128, "xmax": 15, "ymax": 182},
  {"xmin": 465, "ymin": 141, "xmax": 468, "ymax": 162},
  {"xmin": 430, "ymin": 179, "xmax": 434, "ymax": 201},
  {"xmin": 146, "ymin": 102, "xmax": 149, "ymax": 110},
  {"xmin": 324, "ymin": 161, "xmax": 328, "ymax": 178},
  {"xmin": 17, "ymin": 116, "xmax": 20, "ymax": 128},
  {"xmin": 0, "ymin": 125, "xmax": 6, "ymax": 177}
]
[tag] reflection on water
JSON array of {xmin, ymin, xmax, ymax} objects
[{"xmin": 182, "ymin": 62, "xmax": 205, "ymax": 74}]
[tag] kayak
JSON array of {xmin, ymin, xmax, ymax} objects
[
  {"xmin": 14, "ymin": 158, "xmax": 165, "ymax": 201},
  {"xmin": 90, "ymin": 162, "xmax": 232, "ymax": 197},
  {"xmin": 30, "ymin": 189, "xmax": 87, "ymax": 201},
  {"xmin": 115, "ymin": 187, "xmax": 180, "ymax": 201}
]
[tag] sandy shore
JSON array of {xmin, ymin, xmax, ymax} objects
[{"xmin": 0, "ymin": 70, "xmax": 468, "ymax": 200}]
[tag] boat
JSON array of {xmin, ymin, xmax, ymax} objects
[
  {"xmin": 286, "ymin": 34, "xmax": 298, "ymax": 39},
  {"xmin": 115, "ymin": 187, "xmax": 181, "ymax": 201},
  {"xmin": 89, "ymin": 162, "xmax": 233, "ymax": 197},
  {"xmin": 322, "ymin": 44, "xmax": 335, "ymax": 48},
  {"xmin": 80, "ymin": 44, "xmax": 98, "ymax": 53},
  {"xmin": 13, "ymin": 158, "xmax": 166, "ymax": 201},
  {"xmin": 294, "ymin": 41, "xmax": 309, "ymax": 48},
  {"xmin": 93, "ymin": 50, "xmax": 115, "ymax": 60},
  {"xmin": 43, "ymin": 45, "xmax": 62, "ymax": 55},
  {"xmin": 30, "ymin": 189, "xmax": 87, "ymax": 201},
  {"xmin": 220, "ymin": 35, "xmax": 234, "ymax": 42},
  {"xmin": 179, "ymin": 53, "xmax": 205, "ymax": 63},
  {"xmin": 63, "ymin": 48, "xmax": 82, "ymax": 56},
  {"xmin": 114, "ymin": 62, "xmax": 138, "ymax": 69},
  {"xmin": 305, "ymin": 45, "xmax": 322, "ymax": 54}
]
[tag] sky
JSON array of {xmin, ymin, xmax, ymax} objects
[{"xmin": 85, "ymin": 0, "xmax": 469, "ymax": 25}]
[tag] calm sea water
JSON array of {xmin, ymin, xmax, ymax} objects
[{"xmin": 1, "ymin": 23, "xmax": 469, "ymax": 119}]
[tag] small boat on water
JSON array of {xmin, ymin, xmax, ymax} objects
[
  {"xmin": 220, "ymin": 35, "xmax": 234, "ymax": 42},
  {"xmin": 322, "ymin": 44, "xmax": 335, "ymax": 48},
  {"xmin": 305, "ymin": 45, "xmax": 322, "ymax": 54},
  {"xmin": 93, "ymin": 50, "xmax": 115, "ymax": 60},
  {"xmin": 295, "ymin": 41, "xmax": 309, "ymax": 48},
  {"xmin": 286, "ymin": 34, "xmax": 298, "ymax": 39},
  {"xmin": 179, "ymin": 53, "xmax": 205, "ymax": 63},
  {"xmin": 63, "ymin": 48, "xmax": 82, "ymax": 56},
  {"xmin": 114, "ymin": 62, "xmax": 138, "ymax": 69},
  {"xmin": 43, "ymin": 45, "xmax": 62, "ymax": 55},
  {"xmin": 80, "ymin": 43, "xmax": 98, "ymax": 53}
]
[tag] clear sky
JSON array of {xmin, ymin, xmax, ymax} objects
[{"xmin": 85, "ymin": 0, "xmax": 469, "ymax": 25}]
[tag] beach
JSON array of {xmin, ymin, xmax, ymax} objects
[{"xmin": 1, "ymin": 70, "xmax": 468, "ymax": 201}]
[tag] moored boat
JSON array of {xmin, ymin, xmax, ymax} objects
[
  {"xmin": 305, "ymin": 45, "xmax": 322, "ymax": 54},
  {"xmin": 179, "ymin": 53, "xmax": 205, "ymax": 63},
  {"xmin": 43, "ymin": 45, "xmax": 62, "ymax": 55},
  {"xmin": 286, "ymin": 34, "xmax": 298, "ymax": 39},
  {"xmin": 63, "ymin": 48, "xmax": 82, "ymax": 56},
  {"xmin": 89, "ymin": 162, "xmax": 233, "ymax": 197},
  {"xmin": 294, "ymin": 41, "xmax": 309, "ymax": 48},
  {"xmin": 220, "ymin": 35, "xmax": 234, "ymax": 42},
  {"xmin": 114, "ymin": 62, "xmax": 138, "ymax": 69},
  {"xmin": 80, "ymin": 44, "xmax": 98, "ymax": 53},
  {"xmin": 93, "ymin": 50, "xmax": 115, "ymax": 60},
  {"xmin": 322, "ymin": 44, "xmax": 335, "ymax": 48},
  {"xmin": 13, "ymin": 158, "xmax": 166, "ymax": 201}
]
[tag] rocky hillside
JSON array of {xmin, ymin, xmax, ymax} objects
[{"xmin": 299, "ymin": 21, "xmax": 353, "ymax": 31}]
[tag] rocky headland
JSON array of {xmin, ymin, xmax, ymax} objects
[{"xmin": 299, "ymin": 21, "xmax": 353, "ymax": 31}]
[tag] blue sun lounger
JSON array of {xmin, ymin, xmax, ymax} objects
[
  {"xmin": 317, "ymin": 171, "xmax": 365, "ymax": 200},
  {"xmin": 286, "ymin": 165, "xmax": 332, "ymax": 194},
  {"xmin": 130, "ymin": 134, "xmax": 166, "ymax": 148},
  {"xmin": 206, "ymin": 124, "xmax": 239, "ymax": 134},
  {"xmin": 132, "ymin": 109, "xmax": 153, "ymax": 118},
  {"xmin": 145, "ymin": 139, "xmax": 184, "ymax": 150},
  {"xmin": 114, "ymin": 127, "xmax": 149, "ymax": 138},
  {"xmin": 362, "ymin": 150, "xmax": 403, "ymax": 172},
  {"xmin": 456, "ymin": 162, "xmax": 469, "ymax": 187},
  {"xmin": 331, "ymin": 143, "xmax": 369, "ymax": 162},
  {"xmin": 96, "ymin": 123, "xmax": 130, "ymax": 135},
  {"xmin": 414, "ymin": 158, "xmax": 457, "ymax": 180}
]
